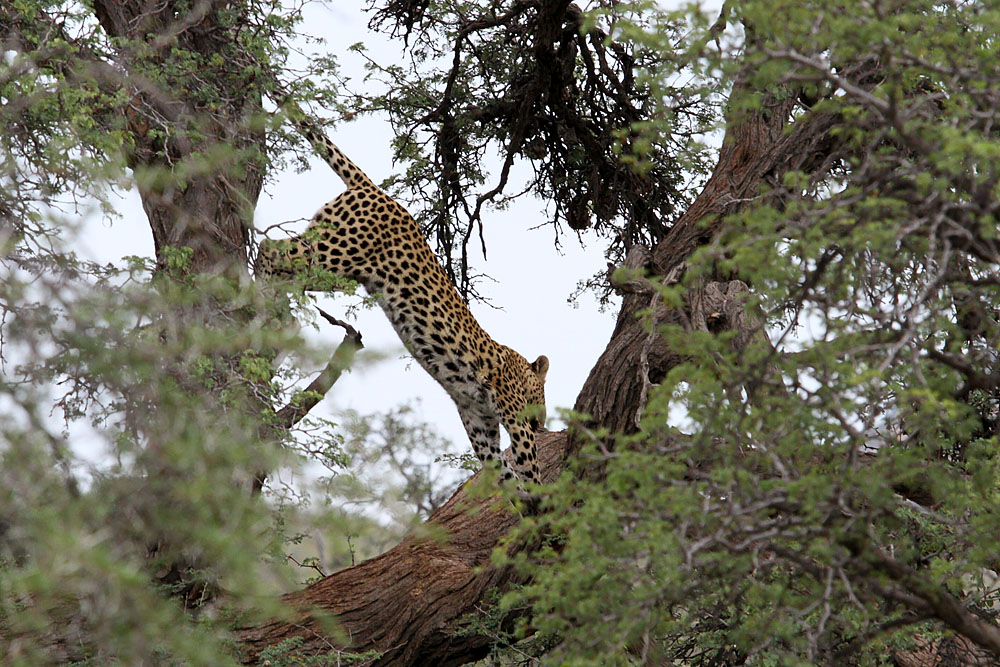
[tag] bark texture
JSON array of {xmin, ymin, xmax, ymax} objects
[
  {"xmin": 572, "ymin": 88, "xmax": 834, "ymax": 439},
  {"xmin": 91, "ymin": 0, "xmax": 264, "ymax": 272},
  {"xmin": 237, "ymin": 431, "xmax": 568, "ymax": 665}
]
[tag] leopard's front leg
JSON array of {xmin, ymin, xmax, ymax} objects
[{"xmin": 457, "ymin": 404, "xmax": 519, "ymax": 483}]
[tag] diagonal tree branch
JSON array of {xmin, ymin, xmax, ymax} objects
[
  {"xmin": 274, "ymin": 308, "xmax": 364, "ymax": 431},
  {"xmin": 854, "ymin": 539, "xmax": 1000, "ymax": 657},
  {"xmin": 253, "ymin": 309, "xmax": 364, "ymax": 496},
  {"xmin": 237, "ymin": 430, "xmax": 569, "ymax": 665}
]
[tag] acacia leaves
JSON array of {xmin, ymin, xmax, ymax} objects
[
  {"xmin": 342, "ymin": 0, "xmax": 713, "ymax": 302},
  {"xmin": 501, "ymin": 1, "xmax": 1000, "ymax": 663}
]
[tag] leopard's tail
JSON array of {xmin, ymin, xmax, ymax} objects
[{"xmin": 293, "ymin": 118, "xmax": 374, "ymax": 190}]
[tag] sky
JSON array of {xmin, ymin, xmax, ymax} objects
[{"xmin": 76, "ymin": 0, "xmax": 620, "ymax": 488}]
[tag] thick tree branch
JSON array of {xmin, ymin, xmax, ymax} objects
[
  {"xmin": 840, "ymin": 535, "xmax": 1000, "ymax": 663},
  {"xmin": 571, "ymin": 80, "xmax": 812, "ymax": 438},
  {"xmin": 236, "ymin": 431, "xmax": 568, "ymax": 665},
  {"xmin": 862, "ymin": 543, "xmax": 1000, "ymax": 656}
]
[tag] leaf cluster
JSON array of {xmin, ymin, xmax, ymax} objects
[
  {"xmin": 340, "ymin": 0, "xmax": 715, "ymax": 302},
  {"xmin": 502, "ymin": 1, "xmax": 1000, "ymax": 664}
]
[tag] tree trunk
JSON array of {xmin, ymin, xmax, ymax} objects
[
  {"xmin": 92, "ymin": 0, "xmax": 264, "ymax": 274},
  {"xmin": 90, "ymin": 0, "xmax": 269, "ymax": 607}
]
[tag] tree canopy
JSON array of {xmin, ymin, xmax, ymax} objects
[{"xmin": 3, "ymin": 0, "xmax": 1000, "ymax": 665}]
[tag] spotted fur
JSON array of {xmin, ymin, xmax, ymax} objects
[{"xmin": 256, "ymin": 122, "xmax": 548, "ymax": 485}]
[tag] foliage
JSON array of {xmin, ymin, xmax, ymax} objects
[
  {"xmin": 320, "ymin": 404, "xmax": 464, "ymax": 527},
  {"xmin": 452, "ymin": 588, "xmax": 556, "ymax": 666},
  {"xmin": 0, "ymin": 254, "xmax": 300, "ymax": 664},
  {"xmin": 278, "ymin": 404, "xmax": 468, "ymax": 580},
  {"xmin": 6, "ymin": 0, "xmax": 1000, "ymax": 664},
  {"xmin": 0, "ymin": 0, "xmax": 358, "ymax": 662},
  {"xmin": 502, "ymin": 1, "xmax": 1000, "ymax": 664},
  {"xmin": 339, "ymin": 0, "xmax": 716, "ymax": 303},
  {"xmin": 255, "ymin": 637, "xmax": 382, "ymax": 666}
]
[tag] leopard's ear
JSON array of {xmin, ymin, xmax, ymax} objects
[{"xmin": 530, "ymin": 355, "xmax": 549, "ymax": 381}]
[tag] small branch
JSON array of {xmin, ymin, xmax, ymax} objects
[
  {"xmin": 844, "ymin": 534, "xmax": 1000, "ymax": 658},
  {"xmin": 766, "ymin": 48, "xmax": 890, "ymax": 114},
  {"xmin": 927, "ymin": 348, "xmax": 1000, "ymax": 394},
  {"xmin": 274, "ymin": 308, "xmax": 363, "ymax": 431},
  {"xmin": 22, "ymin": 402, "xmax": 81, "ymax": 500},
  {"xmin": 253, "ymin": 309, "xmax": 364, "ymax": 495},
  {"xmin": 287, "ymin": 553, "xmax": 327, "ymax": 579}
]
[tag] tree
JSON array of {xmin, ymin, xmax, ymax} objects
[
  {"xmin": 4, "ymin": 1, "xmax": 1000, "ymax": 666},
  {"xmin": 1, "ymin": 0, "xmax": 342, "ymax": 661},
  {"xmin": 240, "ymin": 1, "xmax": 1000, "ymax": 664}
]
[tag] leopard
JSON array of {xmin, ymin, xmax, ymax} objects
[{"xmin": 256, "ymin": 120, "xmax": 549, "ymax": 487}]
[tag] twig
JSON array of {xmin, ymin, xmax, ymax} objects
[
  {"xmin": 253, "ymin": 309, "xmax": 364, "ymax": 495},
  {"xmin": 273, "ymin": 307, "xmax": 364, "ymax": 431},
  {"xmin": 286, "ymin": 553, "xmax": 327, "ymax": 579}
]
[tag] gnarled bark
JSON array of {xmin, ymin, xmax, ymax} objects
[{"xmin": 236, "ymin": 431, "xmax": 568, "ymax": 665}]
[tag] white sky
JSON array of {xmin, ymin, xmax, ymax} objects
[{"xmin": 77, "ymin": 0, "xmax": 619, "ymax": 481}]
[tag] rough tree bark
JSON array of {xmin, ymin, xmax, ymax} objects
[
  {"xmin": 238, "ymin": 431, "xmax": 567, "ymax": 666},
  {"xmin": 233, "ymin": 79, "xmax": 845, "ymax": 664},
  {"xmin": 25, "ymin": 0, "xmax": 273, "ymax": 609},
  {"xmin": 88, "ymin": 0, "xmax": 264, "ymax": 272}
]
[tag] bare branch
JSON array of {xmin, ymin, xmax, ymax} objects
[
  {"xmin": 253, "ymin": 309, "xmax": 365, "ymax": 496},
  {"xmin": 274, "ymin": 308, "xmax": 364, "ymax": 431}
]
